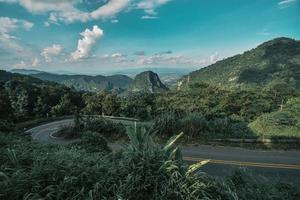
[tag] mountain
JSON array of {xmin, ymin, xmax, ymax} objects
[
  {"xmin": 11, "ymin": 70, "xmax": 133, "ymax": 92},
  {"xmin": 128, "ymin": 71, "xmax": 168, "ymax": 93},
  {"xmin": 112, "ymin": 67, "xmax": 196, "ymax": 87},
  {"xmin": 0, "ymin": 70, "xmax": 48, "ymax": 85},
  {"xmin": 178, "ymin": 37, "xmax": 300, "ymax": 89},
  {"xmin": 10, "ymin": 69, "xmax": 45, "ymax": 75}
]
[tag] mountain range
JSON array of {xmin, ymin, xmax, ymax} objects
[
  {"xmin": 10, "ymin": 69, "xmax": 168, "ymax": 93},
  {"xmin": 178, "ymin": 37, "xmax": 300, "ymax": 89},
  {"xmin": 11, "ymin": 69, "xmax": 133, "ymax": 92}
]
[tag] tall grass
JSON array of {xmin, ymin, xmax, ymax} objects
[{"xmin": 0, "ymin": 130, "xmax": 299, "ymax": 199}]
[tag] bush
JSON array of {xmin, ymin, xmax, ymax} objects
[
  {"xmin": 73, "ymin": 131, "xmax": 110, "ymax": 153},
  {"xmin": 151, "ymin": 112, "xmax": 255, "ymax": 139},
  {"xmin": 83, "ymin": 117, "xmax": 126, "ymax": 140},
  {"xmin": 179, "ymin": 113, "xmax": 208, "ymax": 138},
  {"xmin": 228, "ymin": 170, "xmax": 300, "ymax": 200},
  {"xmin": 150, "ymin": 112, "xmax": 180, "ymax": 138}
]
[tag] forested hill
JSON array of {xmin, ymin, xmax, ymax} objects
[
  {"xmin": 179, "ymin": 37, "xmax": 300, "ymax": 89},
  {"xmin": 11, "ymin": 70, "xmax": 133, "ymax": 92}
]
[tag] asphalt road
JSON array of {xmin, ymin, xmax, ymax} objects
[{"xmin": 27, "ymin": 119, "xmax": 300, "ymax": 183}]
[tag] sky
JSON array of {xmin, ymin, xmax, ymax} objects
[{"xmin": 0, "ymin": 0, "xmax": 299, "ymax": 75}]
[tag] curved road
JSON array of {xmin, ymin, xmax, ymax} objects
[{"xmin": 27, "ymin": 119, "xmax": 300, "ymax": 183}]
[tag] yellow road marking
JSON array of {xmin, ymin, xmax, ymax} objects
[{"xmin": 183, "ymin": 156, "xmax": 300, "ymax": 170}]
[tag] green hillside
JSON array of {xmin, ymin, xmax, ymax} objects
[{"xmin": 180, "ymin": 37, "xmax": 300, "ymax": 89}]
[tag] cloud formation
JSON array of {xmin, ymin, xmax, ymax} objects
[
  {"xmin": 41, "ymin": 44, "xmax": 63, "ymax": 62},
  {"xmin": 70, "ymin": 25, "xmax": 103, "ymax": 61},
  {"xmin": 0, "ymin": 17, "xmax": 34, "ymax": 34},
  {"xmin": 0, "ymin": 0, "xmax": 128, "ymax": 24},
  {"xmin": 278, "ymin": 0, "xmax": 297, "ymax": 8},
  {"xmin": 13, "ymin": 57, "xmax": 39, "ymax": 68},
  {"xmin": 1, "ymin": 0, "xmax": 171, "ymax": 24},
  {"xmin": 0, "ymin": 17, "xmax": 36, "ymax": 67},
  {"xmin": 137, "ymin": 0, "xmax": 171, "ymax": 15},
  {"xmin": 141, "ymin": 15, "xmax": 159, "ymax": 19}
]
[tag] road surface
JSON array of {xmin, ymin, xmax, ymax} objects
[{"xmin": 27, "ymin": 119, "xmax": 300, "ymax": 183}]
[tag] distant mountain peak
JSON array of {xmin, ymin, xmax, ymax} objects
[
  {"xmin": 128, "ymin": 70, "xmax": 168, "ymax": 93},
  {"xmin": 258, "ymin": 37, "xmax": 297, "ymax": 47}
]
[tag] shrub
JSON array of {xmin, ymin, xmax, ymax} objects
[
  {"xmin": 179, "ymin": 113, "xmax": 208, "ymax": 138},
  {"xmin": 73, "ymin": 131, "xmax": 110, "ymax": 153},
  {"xmin": 83, "ymin": 117, "xmax": 126, "ymax": 139},
  {"xmin": 150, "ymin": 112, "xmax": 180, "ymax": 138}
]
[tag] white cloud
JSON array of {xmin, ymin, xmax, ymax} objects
[
  {"xmin": 134, "ymin": 53, "xmax": 207, "ymax": 66},
  {"xmin": 278, "ymin": 0, "xmax": 297, "ymax": 8},
  {"xmin": 128, "ymin": 50, "xmax": 222, "ymax": 67},
  {"xmin": 70, "ymin": 25, "xmax": 103, "ymax": 61},
  {"xmin": 209, "ymin": 52, "xmax": 219, "ymax": 63},
  {"xmin": 137, "ymin": 0, "xmax": 171, "ymax": 15},
  {"xmin": 0, "ymin": 17, "xmax": 36, "ymax": 67},
  {"xmin": 31, "ymin": 57, "xmax": 39, "ymax": 66},
  {"xmin": 13, "ymin": 57, "xmax": 39, "ymax": 68},
  {"xmin": 41, "ymin": 44, "xmax": 63, "ymax": 62},
  {"xmin": 141, "ymin": 15, "xmax": 159, "ymax": 19},
  {"xmin": 90, "ymin": 0, "xmax": 129, "ymax": 19},
  {"xmin": 0, "ymin": 17, "xmax": 34, "ymax": 33},
  {"xmin": 101, "ymin": 52, "xmax": 128, "ymax": 63},
  {"xmin": 278, "ymin": 0, "xmax": 297, "ymax": 5},
  {"xmin": 1, "ymin": 0, "xmax": 171, "ymax": 24},
  {"xmin": 3, "ymin": 0, "xmax": 129, "ymax": 24},
  {"xmin": 111, "ymin": 19, "xmax": 119, "ymax": 23},
  {"xmin": 0, "ymin": 0, "xmax": 17, "ymax": 3}
]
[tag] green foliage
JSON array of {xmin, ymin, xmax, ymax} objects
[
  {"xmin": 1, "ymin": 130, "xmax": 299, "ymax": 199},
  {"xmin": 83, "ymin": 117, "xmax": 127, "ymax": 140},
  {"xmin": 0, "ymin": 83, "xmax": 13, "ymax": 120},
  {"xmin": 121, "ymin": 92, "xmax": 155, "ymax": 120},
  {"xmin": 0, "ymin": 71, "xmax": 85, "ymax": 122},
  {"xmin": 73, "ymin": 131, "xmax": 110, "ymax": 153},
  {"xmin": 228, "ymin": 170, "xmax": 300, "ymax": 200},
  {"xmin": 151, "ymin": 112, "xmax": 180, "ymax": 138},
  {"xmin": 83, "ymin": 91, "xmax": 120, "ymax": 116},
  {"xmin": 151, "ymin": 112, "xmax": 255, "ymax": 139},
  {"xmin": 50, "ymin": 94, "xmax": 76, "ymax": 116},
  {"xmin": 249, "ymin": 97, "xmax": 300, "ymax": 138}
]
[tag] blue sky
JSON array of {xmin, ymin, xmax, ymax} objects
[{"xmin": 0, "ymin": 0, "xmax": 299, "ymax": 74}]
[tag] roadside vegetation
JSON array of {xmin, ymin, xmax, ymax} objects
[{"xmin": 1, "ymin": 128, "xmax": 299, "ymax": 199}]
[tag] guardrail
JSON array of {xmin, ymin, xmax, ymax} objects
[{"xmin": 83, "ymin": 115, "xmax": 139, "ymax": 122}]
